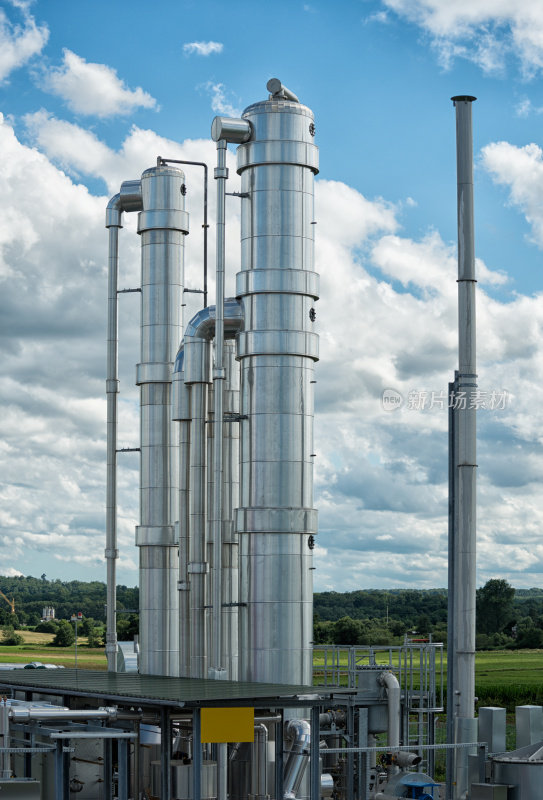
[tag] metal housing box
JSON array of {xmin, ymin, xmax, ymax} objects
[
  {"xmin": 516, "ymin": 705, "xmax": 543, "ymax": 748},
  {"xmin": 0, "ymin": 781, "xmax": 41, "ymax": 798},
  {"xmin": 470, "ymin": 785, "xmax": 508, "ymax": 800},
  {"xmin": 479, "ymin": 706, "xmax": 506, "ymax": 754}
]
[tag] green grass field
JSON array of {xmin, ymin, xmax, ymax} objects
[{"xmin": 0, "ymin": 630, "xmax": 107, "ymax": 670}]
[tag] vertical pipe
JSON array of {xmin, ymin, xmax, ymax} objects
[
  {"xmin": 105, "ymin": 202, "xmax": 122, "ymax": 673},
  {"xmin": 451, "ymin": 95, "xmax": 478, "ymax": 799},
  {"xmin": 310, "ymin": 707, "xmax": 320, "ymax": 800},
  {"xmin": 0, "ymin": 700, "xmax": 10, "ymax": 779},
  {"xmin": 203, "ymin": 166, "xmax": 208, "ymax": 308},
  {"xmin": 161, "ymin": 708, "xmax": 171, "ymax": 800},
  {"xmin": 189, "ymin": 380, "xmax": 209, "ymax": 678},
  {"xmin": 446, "ymin": 380, "xmax": 456, "ymax": 800},
  {"xmin": 173, "ymin": 347, "xmax": 192, "ymax": 677},
  {"xmin": 55, "ymin": 739, "xmax": 64, "ymax": 800},
  {"xmin": 222, "ymin": 340, "xmax": 240, "ymax": 680},
  {"xmin": 193, "ymin": 709, "xmax": 202, "ymax": 800},
  {"xmin": 210, "ymin": 139, "xmax": 228, "ymax": 679},
  {"xmin": 253, "ymin": 724, "xmax": 269, "ymax": 799},
  {"xmin": 118, "ymin": 738, "xmax": 128, "ymax": 800},
  {"xmin": 178, "ymin": 413, "xmax": 191, "ymax": 676}
]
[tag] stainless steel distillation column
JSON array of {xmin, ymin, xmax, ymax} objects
[
  {"xmin": 447, "ymin": 95, "xmax": 477, "ymax": 800},
  {"xmin": 136, "ymin": 165, "xmax": 188, "ymax": 676},
  {"xmin": 213, "ymin": 78, "xmax": 319, "ymax": 685}
]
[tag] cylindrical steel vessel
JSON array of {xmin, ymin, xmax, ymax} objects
[
  {"xmin": 136, "ymin": 165, "xmax": 188, "ymax": 676},
  {"xmin": 492, "ymin": 743, "xmax": 543, "ymax": 800},
  {"xmin": 234, "ymin": 92, "xmax": 319, "ymax": 685}
]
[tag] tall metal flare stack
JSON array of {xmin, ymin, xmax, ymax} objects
[
  {"xmin": 106, "ymin": 79, "xmax": 319, "ymax": 686},
  {"xmin": 447, "ymin": 95, "xmax": 477, "ymax": 800}
]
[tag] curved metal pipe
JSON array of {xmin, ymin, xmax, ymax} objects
[
  {"xmin": 283, "ymin": 719, "xmax": 311, "ymax": 800},
  {"xmin": 181, "ymin": 300, "xmax": 243, "ymax": 678},
  {"xmin": 184, "ymin": 298, "xmax": 243, "ymax": 340},
  {"xmin": 266, "ymin": 78, "xmax": 300, "ymax": 103},
  {"xmin": 252, "ymin": 723, "xmax": 269, "ymax": 800},
  {"xmin": 379, "ymin": 672, "xmax": 401, "ymax": 749},
  {"xmin": 105, "ymin": 183, "xmax": 142, "ymax": 673}
]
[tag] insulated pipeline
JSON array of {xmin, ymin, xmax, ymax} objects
[{"xmin": 105, "ymin": 200, "xmax": 122, "ymax": 673}]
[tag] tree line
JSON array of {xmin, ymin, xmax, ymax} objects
[
  {"xmin": 314, "ymin": 580, "xmax": 543, "ymax": 649},
  {"xmin": 1, "ymin": 575, "xmax": 542, "ymax": 650},
  {"xmin": 0, "ymin": 575, "xmax": 138, "ymax": 644}
]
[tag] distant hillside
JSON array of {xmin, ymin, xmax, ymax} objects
[
  {"xmin": 314, "ymin": 588, "xmax": 448, "ymax": 627},
  {"xmin": 0, "ymin": 575, "xmax": 137, "ymax": 627},
  {"xmin": 2, "ymin": 576, "xmax": 542, "ymax": 640}
]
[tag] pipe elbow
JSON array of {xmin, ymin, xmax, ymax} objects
[
  {"xmin": 379, "ymin": 671, "xmax": 400, "ymax": 691},
  {"xmin": 106, "ymin": 194, "xmax": 122, "ymax": 228},
  {"xmin": 184, "ymin": 298, "xmax": 244, "ymax": 340},
  {"xmin": 106, "ymin": 179, "xmax": 143, "ymax": 228},
  {"xmin": 172, "ymin": 344, "xmax": 190, "ymax": 421},
  {"xmin": 173, "ymin": 344, "xmax": 185, "ymax": 375},
  {"xmin": 286, "ymin": 718, "xmax": 311, "ymax": 751}
]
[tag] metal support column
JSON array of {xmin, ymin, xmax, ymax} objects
[
  {"xmin": 161, "ymin": 707, "xmax": 171, "ymax": 800},
  {"xmin": 358, "ymin": 707, "xmax": 369, "ymax": 800},
  {"xmin": 310, "ymin": 706, "xmax": 320, "ymax": 800},
  {"xmin": 192, "ymin": 709, "xmax": 202, "ymax": 800},
  {"xmin": 54, "ymin": 739, "xmax": 64, "ymax": 800},
  {"xmin": 275, "ymin": 713, "xmax": 284, "ymax": 800},
  {"xmin": 347, "ymin": 703, "xmax": 355, "ymax": 800},
  {"xmin": 118, "ymin": 738, "xmax": 128, "ymax": 800},
  {"xmin": 104, "ymin": 739, "xmax": 113, "ymax": 800}
]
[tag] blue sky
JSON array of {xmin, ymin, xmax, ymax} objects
[{"xmin": 2, "ymin": 0, "xmax": 543, "ymax": 591}]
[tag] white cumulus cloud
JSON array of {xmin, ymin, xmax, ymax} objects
[
  {"xmin": 482, "ymin": 141, "xmax": 543, "ymax": 247},
  {"xmin": 200, "ymin": 81, "xmax": 242, "ymax": 117},
  {"xmin": 0, "ymin": 3, "xmax": 48, "ymax": 82},
  {"xmin": 6, "ymin": 105, "xmax": 543, "ymax": 591},
  {"xmin": 39, "ymin": 49, "xmax": 157, "ymax": 117},
  {"xmin": 382, "ymin": 0, "xmax": 543, "ymax": 76},
  {"xmin": 183, "ymin": 41, "xmax": 223, "ymax": 56}
]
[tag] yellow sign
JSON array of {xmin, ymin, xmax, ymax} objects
[{"xmin": 201, "ymin": 707, "xmax": 255, "ymax": 743}]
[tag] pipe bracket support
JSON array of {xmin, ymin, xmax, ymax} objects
[
  {"xmin": 237, "ymin": 330, "xmax": 319, "ymax": 361},
  {"xmin": 137, "ymin": 209, "xmax": 189, "ymax": 234},
  {"xmin": 104, "ymin": 548, "xmax": 119, "ymax": 559},
  {"xmin": 236, "ymin": 507, "xmax": 318, "ymax": 534},
  {"xmin": 135, "ymin": 525, "xmax": 177, "ymax": 546},
  {"xmin": 136, "ymin": 362, "xmax": 173, "ymax": 385},
  {"xmin": 106, "ymin": 379, "xmax": 120, "ymax": 393},
  {"xmin": 236, "ymin": 268, "xmax": 320, "ymax": 300},
  {"xmin": 188, "ymin": 562, "xmax": 209, "ymax": 574},
  {"xmin": 237, "ymin": 141, "xmax": 319, "ymax": 174}
]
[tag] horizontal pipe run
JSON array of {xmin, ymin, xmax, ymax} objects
[{"xmin": 10, "ymin": 707, "xmax": 118, "ymax": 721}]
